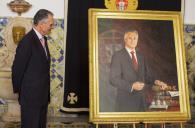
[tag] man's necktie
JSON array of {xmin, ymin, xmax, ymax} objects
[
  {"xmin": 130, "ymin": 51, "xmax": 138, "ymax": 71},
  {"xmin": 40, "ymin": 37, "xmax": 47, "ymax": 57}
]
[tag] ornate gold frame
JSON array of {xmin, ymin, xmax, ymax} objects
[{"xmin": 89, "ymin": 9, "xmax": 190, "ymax": 123}]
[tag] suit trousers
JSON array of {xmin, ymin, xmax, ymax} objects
[{"xmin": 21, "ymin": 105, "xmax": 48, "ymax": 128}]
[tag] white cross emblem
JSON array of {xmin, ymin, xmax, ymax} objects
[{"xmin": 67, "ymin": 92, "xmax": 78, "ymax": 104}]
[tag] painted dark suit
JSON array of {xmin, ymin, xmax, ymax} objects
[
  {"xmin": 12, "ymin": 29, "xmax": 51, "ymax": 107},
  {"xmin": 109, "ymin": 48, "xmax": 153, "ymax": 112}
]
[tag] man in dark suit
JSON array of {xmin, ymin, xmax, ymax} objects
[
  {"xmin": 12, "ymin": 9, "xmax": 54, "ymax": 128},
  {"xmin": 109, "ymin": 30, "xmax": 167, "ymax": 112}
]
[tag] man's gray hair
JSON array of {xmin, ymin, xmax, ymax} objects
[
  {"xmin": 33, "ymin": 9, "xmax": 53, "ymax": 25},
  {"xmin": 124, "ymin": 30, "xmax": 138, "ymax": 41}
]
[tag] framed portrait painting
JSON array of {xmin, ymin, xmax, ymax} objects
[{"xmin": 89, "ymin": 9, "xmax": 190, "ymax": 123}]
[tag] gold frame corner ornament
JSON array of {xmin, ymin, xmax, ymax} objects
[{"xmin": 105, "ymin": 0, "xmax": 138, "ymax": 11}]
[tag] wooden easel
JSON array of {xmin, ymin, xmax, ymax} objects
[{"xmin": 95, "ymin": 122, "xmax": 184, "ymax": 128}]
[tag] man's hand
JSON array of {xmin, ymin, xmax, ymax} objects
[
  {"xmin": 132, "ymin": 82, "xmax": 145, "ymax": 91},
  {"xmin": 154, "ymin": 80, "xmax": 168, "ymax": 90}
]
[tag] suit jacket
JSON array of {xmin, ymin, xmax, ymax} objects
[
  {"xmin": 109, "ymin": 48, "xmax": 153, "ymax": 112},
  {"xmin": 12, "ymin": 29, "xmax": 51, "ymax": 107}
]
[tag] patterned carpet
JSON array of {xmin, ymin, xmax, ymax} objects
[
  {"xmin": 0, "ymin": 122, "xmax": 195, "ymax": 128},
  {"xmin": 0, "ymin": 122, "xmax": 92, "ymax": 128},
  {"xmin": 0, "ymin": 110, "xmax": 195, "ymax": 128}
]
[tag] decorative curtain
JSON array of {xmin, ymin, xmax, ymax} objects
[{"xmin": 61, "ymin": 0, "xmax": 181, "ymax": 113}]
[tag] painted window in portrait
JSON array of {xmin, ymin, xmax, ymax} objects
[{"xmin": 89, "ymin": 9, "xmax": 190, "ymax": 123}]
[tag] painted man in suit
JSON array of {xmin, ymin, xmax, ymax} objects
[
  {"xmin": 12, "ymin": 9, "xmax": 54, "ymax": 128},
  {"xmin": 109, "ymin": 30, "xmax": 167, "ymax": 112}
]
